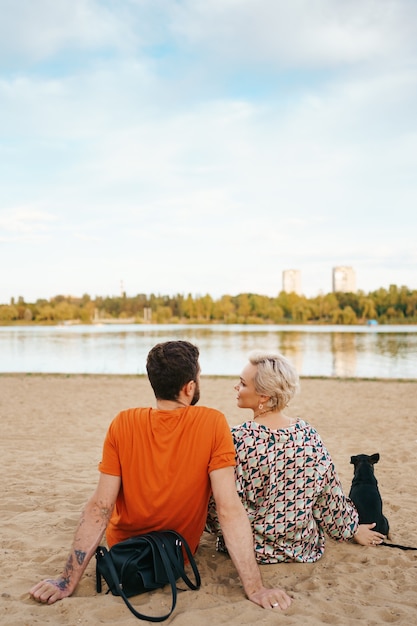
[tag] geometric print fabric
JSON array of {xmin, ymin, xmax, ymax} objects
[{"xmin": 207, "ymin": 419, "xmax": 358, "ymax": 563}]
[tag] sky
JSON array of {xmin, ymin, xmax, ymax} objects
[{"xmin": 1, "ymin": 0, "xmax": 416, "ymax": 304}]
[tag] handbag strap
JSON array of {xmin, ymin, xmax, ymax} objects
[
  {"xmin": 96, "ymin": 531, "xmax": 201, "ymax": 622},
  {"xmin": 154, "ymin": 530, "xmax": 201, "ymax": 590},
  {"xmin": 100, "ymin": 533, "xmax": 179, "ymax": 622}
]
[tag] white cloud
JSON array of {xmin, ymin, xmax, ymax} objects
[
  {"xmin": 0, "ymin": 0, "xmax": 133, "ymax": 65},
  {"xmin": 0, "ymin": 207, "xmax": 58, "ymax": 239},
  {"xmin": 170, "ymin": 0, "xmax": 417, "ymax": 68},
  {"xmin": 0, "ymin": 1, "xmax": 416, "ymax": 302}
]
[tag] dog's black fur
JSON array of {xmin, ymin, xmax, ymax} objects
[
  {"xmin": 349, "ymin": 453, "xmax": 389, "ymax": 535},
  {"xmin": 349, "ymin": 453, "xmax": 416, "ymax": 551}
]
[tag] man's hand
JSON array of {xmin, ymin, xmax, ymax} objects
[
  {"xmin": 29, "ymin": 578, "xmax": 72, "ymax": 604},
  {"xmin": 29, "ymin": 473, "xmax": 120, "ymax": 605},
  {"xmin": 247, "ymin": 586, "xmax": 292, "ymax": 610},
  {"xmin": 210, "ymin": 467, "xmax": 293, "ymax": 610}
]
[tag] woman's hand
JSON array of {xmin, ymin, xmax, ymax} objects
[{"xmin": 353, "ymin": 523, "xmax": 386, "ymax": 546}]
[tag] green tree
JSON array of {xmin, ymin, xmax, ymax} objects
[
  {"xmin": 0, "ymin": 305, "xmax": 18, "ymax": 321},
  {"xmin": 358, "ymin": 296, "xmax": 377, "ymax": 321},
  {"xmin": 36, "ymin": 305, "xmax": 56, "ymax": 322},
  {"xmin": 155, "ymin": 306, "xmax": 173, "ymax": 323},
  {"xmin": 236, "ymin": 294, "xmax": 251, "ymax": 321},
  {"xmin": 213, "ymin": 295, "xmax": 236, "ymax": 323}
]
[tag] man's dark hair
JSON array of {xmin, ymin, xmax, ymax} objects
[{"xmin": 146, "ymin": 341, "xmax": 200, "ymax": 400}]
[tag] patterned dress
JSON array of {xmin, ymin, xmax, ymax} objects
[{"xmin": 206, "ymin": 419, "xmax": 359, "ymax": 563}]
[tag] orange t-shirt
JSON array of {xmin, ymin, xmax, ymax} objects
[{"xmin": 98, "ymin": 405, "xmax": 236, "ymax": 555}]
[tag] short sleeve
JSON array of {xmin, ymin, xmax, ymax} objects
[
  {"xmin": 98, "ymin": 414, "xmax": 122, "ymax": 476},
  {"xmin": 207, "ymin": 413, "xmax": 236, "ymax": 474}
]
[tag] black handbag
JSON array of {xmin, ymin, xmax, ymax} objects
[{"xmin": 95, "ymin": 530, "xmax": 201, "ymax": 622}]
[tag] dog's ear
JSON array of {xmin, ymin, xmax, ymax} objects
[{"xmin": 370, "ymin": 453, "xmax": 380, "ymax": 464}]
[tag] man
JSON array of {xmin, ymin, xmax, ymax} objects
[{"xmin": 30, "ymin": 341, "xmax": 292, "ymax": 610}]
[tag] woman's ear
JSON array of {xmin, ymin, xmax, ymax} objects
[{"xmin": 258, "ymin": 394, "xmax": 271, "ymax": 404}]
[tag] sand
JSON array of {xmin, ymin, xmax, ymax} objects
[{"xmin": 1, "ymin": 374, "xmax": 416, "ymax": 625}]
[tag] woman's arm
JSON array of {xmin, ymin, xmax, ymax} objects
[{"xmin": 315, "ymin": 464, "xmax": 385, "ymax": 544}]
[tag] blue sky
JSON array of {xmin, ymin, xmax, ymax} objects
[{"xmin": 1, "ymin": 0, "xmax": 416, "ymax": 303}]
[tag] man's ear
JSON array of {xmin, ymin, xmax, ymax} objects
[
  {"xmin": 179, "ymin": 380, "xmax": 195, "ymax": 403},
  {"xmin": 184, "ymin": 380, "xmax": 196, "ymax": 398}
]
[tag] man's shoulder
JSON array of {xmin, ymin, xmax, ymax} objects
[
  {"xmin": 115, "ymin": 406, "xmax": 149, "ymax": 416},
  {"xmin": 189, "ymin": 405, "xmax": 228, "ymax": 421},
  {"xmin": 190, "ymin": 404, "xmax": 224, "ymax": 415},
  {"xmin": 111, "ymin": 406, "xmax": 151, "ymax": 425},
  {"xmin": 187, "ymin": 406, "xmax": 230, "ymax": 432}
]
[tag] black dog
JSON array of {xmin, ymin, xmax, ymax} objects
[
  {"xmin": 349, "ymin": 453, "xmax": 389, "ymax": 535},
  {"xmin": 349, "ymin": 453, "xmax": 416, "ymax": 550}
]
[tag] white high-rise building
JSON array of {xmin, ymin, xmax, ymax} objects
[
  {"xmin": 282, "ymin": 269, "xmax": 302, "ymax": 295},
  {"xmin": 332, "ymin": 266, "xmax": 356, "ymax": 293}
]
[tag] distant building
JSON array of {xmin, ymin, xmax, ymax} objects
[
  {"xmin": 282, "ymin": 269, "xmax": 302, "ymax": 295},
  {"xmin": 332, "ymin": 266, "xmax": 356, "ymax": 293}
]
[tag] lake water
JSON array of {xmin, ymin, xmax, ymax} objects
[{"xmin": 1, "ymin": 324, "xmax": 416, "ymax": 379}]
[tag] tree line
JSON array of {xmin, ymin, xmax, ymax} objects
[{"xmin": 1, "ymin": 284, "xmax": 417, "ymax": 325}]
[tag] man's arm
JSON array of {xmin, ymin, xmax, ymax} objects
[
  {"xmin": 29, "ymin": 473, "xmax": 121, "ymax": 604},
  {"xmin": 209, "ymin": 466, "xmax": 292, "ymax": 610}
]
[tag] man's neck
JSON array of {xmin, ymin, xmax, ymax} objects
[{"xmin": 156, "ymin": 398, "xmax": 189, "ymax": 411}]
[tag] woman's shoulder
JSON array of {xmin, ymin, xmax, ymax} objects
[
  {"xmin": 231, "ymin": 418, "xmax": 318, "ymax": 434},
  {"xmin": 230, "ymin": 420, "xmax": 260, "ymax": 439},
  {"xmin": 295, "ymin": 418, "xmax": 320, "ymax": 434},
  {"xmin": 294, "ymin": 419, "xmax": 326, "ymax": 443},
  {"xmin": 230, "ymin": 418, "xmax": 324, "ymax": 442}
]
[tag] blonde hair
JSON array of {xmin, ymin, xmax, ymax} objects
[{"xmin": 248, "ymin": 350, "xmax": 299, "ymax": 410}]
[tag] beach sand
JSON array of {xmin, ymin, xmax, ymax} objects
[{"xmin": 1, "ymin": 374, "xmax": 416, "ymax": 625}]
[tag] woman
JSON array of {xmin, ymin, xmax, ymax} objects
[{"xmin": 206, "ymin": 351, "xmax": 385, "ymax": 563}]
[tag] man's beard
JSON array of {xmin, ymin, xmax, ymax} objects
[{"xmin": 190, "ymin": 381, "xmax": 200, "ymax": 405}]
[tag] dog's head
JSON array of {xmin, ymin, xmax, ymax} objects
[{"xmin": 350, "ymin": 453, "xmax": 380, "ymax": 471}]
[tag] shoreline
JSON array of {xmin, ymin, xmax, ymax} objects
[{"xmin": 1, "ymin": 371, "xmax": 417, "ymax": 380}]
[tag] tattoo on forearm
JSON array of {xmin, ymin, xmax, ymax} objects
[
  {"xmin": 63, "ymin": 547, "xmax": 87, "ymax": 571},
  {"xmin": 56, "ymin": 577, "xmax": 70, "ymax": 590},
  {"xmin": 75, "ymin": 549, "xmax": 86, "ymax": 565},
  {"xmin": 63, "ymin": 554, "xmax": 74, "ymax": 579},
  {"xmin": 46, "ymin": 577, "xmax": 69, "ymax": 591},
  {"xmin": 100, "ymin": 506, "xmax": 112, "ymax": 520}
]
